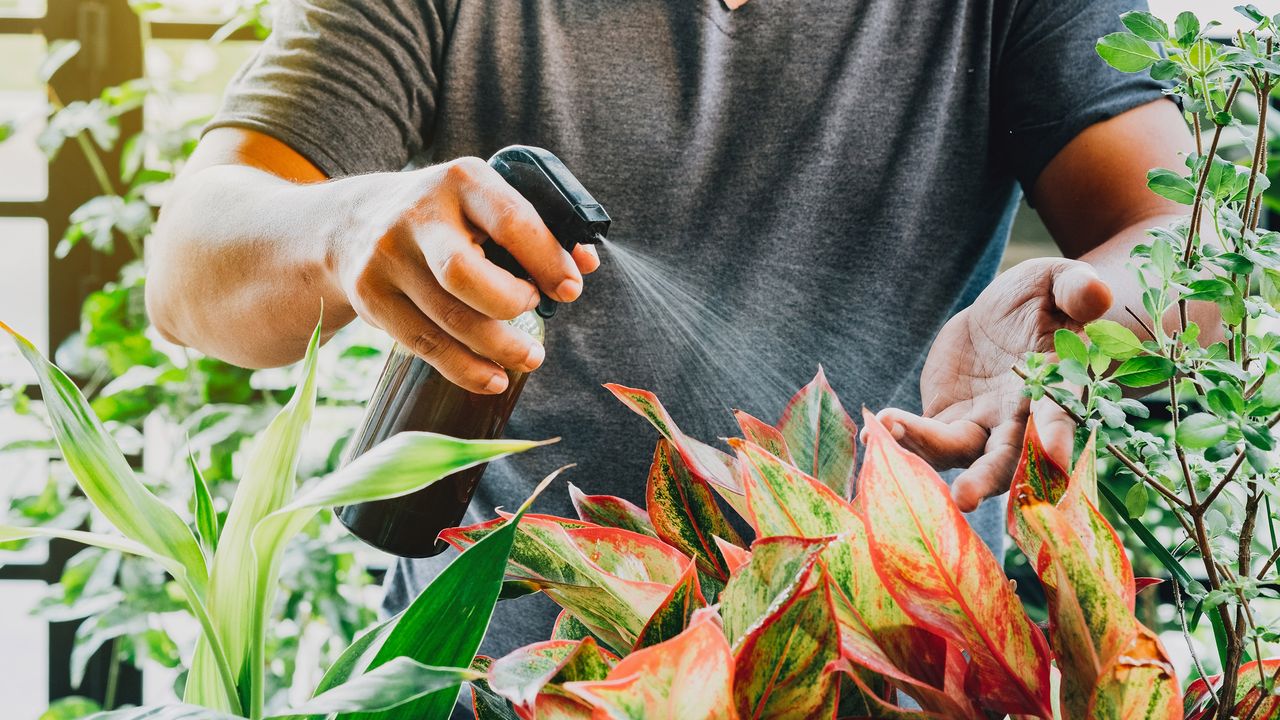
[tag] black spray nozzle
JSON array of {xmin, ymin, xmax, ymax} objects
[{"xmin": 484, "ymin": 146, "xmax": 610, "ymax": 318}]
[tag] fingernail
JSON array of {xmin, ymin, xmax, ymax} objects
[
  {"xmin": 555, "ymin": 278, "xmax": 582, "ymax": 302},
  {"xmin": 523, "ymin": 342, "xmax": 545, "ymax": 370},
  {"xmin": 484, "ymin": 374, "xmax": 508, "ymax": 394}
]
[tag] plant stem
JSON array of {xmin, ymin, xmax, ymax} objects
[
  {"xmin": 74, "ymin": 132, "xmax": 115, "ymax": 198},
  {"xmin": 180, "ymin": 577, "xmax": 244, "ymax": 716},
  {"xmin": 103, "ymin": 637, "xmax": 120, "ymax": 710},
  {"xmin": 1173, "ymin": 577, "xmax": 1220, "ymax": 709}
]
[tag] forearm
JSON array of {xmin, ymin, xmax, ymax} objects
[{"xmin": 147, "ymin": 165, "xmax": 390, "ymax": 367}]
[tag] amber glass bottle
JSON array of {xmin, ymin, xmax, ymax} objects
[
  {"xmin": 336, "ymin": 145, "xmax": 609, "ymax": 557},
  {"xmin": 335, "ymin": 311, "xmax": 543, "ymax": 557}
]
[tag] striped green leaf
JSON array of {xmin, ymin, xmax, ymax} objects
[
  {"xmin": 564, "ymin": 611, "xmax": 734, "ymax": 720},
  {"xmin": 646, "ymin": 438, "xmax": 743, "ymax": 580},
  {"xmin": 273, "ymin": 659, "xmax": 479, "ymax": 717},
  {"xmin": 188, "ymin": 450, "xmax": 220, "ymax": 561},
  {"xmin": 568, "ymin": 484, "xmax": 656, "ymax": 537},
  {"xmin": 775, "ymin": 367, "xmax": 858, "ymax": 499},
  {"xmin": 858, "ymin": 412, "xmax": 1052, "ymax": 717}
]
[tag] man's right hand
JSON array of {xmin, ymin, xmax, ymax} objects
[
  {"xmin": 332, "ymin": 156, "xmax": 600, "ymax": 394},
  {"xmin": 148, "ymin": 129, "xmax": 599, "ymax": 392}
]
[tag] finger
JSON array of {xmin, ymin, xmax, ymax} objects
[
  {"xmin": 446, "ymin": 158, "xmax": 583, "ymax": 302},
  {"xmin": 574, "ymin": 243, "xmax": 601, "ymax": 275},
  {"xmin": 417, "ymin": 225, "xmax": 541, "ymax": 321},
  {"xmin": 1032, "ymin": 394, "xmax": 1076, "ymax": 471},
  {"xmin": 398, "ymin": 268, "xmax": 545, "ymax": 373},
  {"xmin": 951, "ymin": 419, "xmax": 1027, "ymax": 512},
  {"xmin": 874, "ymin": 409, "xmax": 988, "ymax": 470},
  {"xmin": 369, "ymin": 292, "xmax": 509, "ymax": 394},
  {"xmin": 1051, "ymin": 261, "xmax": 1113, "ymax": 323}
]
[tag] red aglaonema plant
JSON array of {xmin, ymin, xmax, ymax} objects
[{"xmin": 445, "ymin": 370, "xmax": 1186, "ymax": 719}]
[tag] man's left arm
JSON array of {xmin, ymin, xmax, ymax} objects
[{"xmin": 880, "ymin": 98, "xmax": 1203, "ymax": 510}]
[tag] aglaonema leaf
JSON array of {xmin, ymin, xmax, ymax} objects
[
  {"xmin": 1006, "ymin": 417, "xmax": 1071, "ymax": 576},
  {"xmin": 731, "ymin": 439, "xmax": 961, "ymax": 715},
  {"xmin": 857, "ymin": 411, "xmax": 1052, "ymax": 717},
  {"xmin": 718, "ymin": 535, "xmax": 827, "ymax": 649},
  {"xmin": 330, "ymin": 469, "xmax": 563, "ymax": 720},
  {"xmin": 733, "ymin": 409, "xmax": 794, "ymax": 465},
  {"xmin": 1056, "ymin": 432, "xmax": 1137, "ymax": 612},
  {"xmin": 634, "ymin": 559, "xmax": 707, "ymax": 649},
  {"xmin": 569, "ymin": 484, "xmax": 657, "ymax": 537},
  {"xmin": 487, "ymin": 638, "xmax": 615, "ymax": 712},
  {"xmin": 647, "ymin": 438, "xmax": 743, "ymax": 581},
  {"xmin": 733, "ymin": 577, "xmax": 840, "ymax": 720},
  {"xmin": 565, "ymin": 610, "xmax": 734, "ymax": 720},
  {"xmin": 443, "ymin": 513, "xmax": 688, "ymax": 653},
  {"xmin": 1088, "ymin": 626, "xmax": 1181, "ymax": 719},
  {"xmin": 604, "ymin": 383, "xmax": 749, "ymax": 518},
  {"xmin": 1184, "ymin": 658, "xmax": 1279, "ymax": 720},
  {"xmin": 775, "ymin": 367, "xmax": 858, "ymax": 499}
]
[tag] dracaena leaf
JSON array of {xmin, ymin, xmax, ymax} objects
[
  {"xmin": 605, "ymin": 383, "xmax": 749, "ymax": 518},
  {"xmin": 733, "ymin": 579, "xmax": 840, "ymax": 720},
  {"xmin": 1088, "ymin": 626, "xmax": 1181, "ymax": 719},
  {"xmin": 488, "ymin": 638, "xmax": 616, "ymax": 711},
  {"xmin": 565, "ymin": 611, "xmax": 734, "ymax": 720},
  {"xmin": 775, "ymin": 367, "xmax": 858, "ymax": 499},
  {"xmin": 719, "ymin": 535, "xmax": 828, "ymax": 649},
  {"xmin": 569, "ymin": 484, "xmax": 657, "ymax": 537},
  {"xmin": 634, "ymin": 559, "xmax": 707, "ymax": 649},
  {"xmin": 272, "ymin": 659, "xmax": 479, "ymax": 717},
  {"xmin": 857, "ymin": 412, "xmax": 1052, "ymax": 717},
  {"xmin": 647, "ymin": 438, "xmax": 743, "ymax": 580},
  {"xmin": 733, "ymin": 409, "xmax": 794, "ymax": 465}
]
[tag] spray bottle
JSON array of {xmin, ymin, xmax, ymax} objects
[{"xmin": 336, "ymin": 146, "xmax": 610, "ymax": 557}]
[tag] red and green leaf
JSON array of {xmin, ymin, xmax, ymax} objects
[
  {"xmin": 715, "ymin": 536, "xmax": 751, "ymax": 574},
  {"xmin": 733, "ymin": 578, "xmax": 840, "ymax": 720},
  {"xmin": 719, "ymin": 535, "xmax": 828, "ymax": 648},
  {"xmin": 731, "ymin": 438, "xmax": 857, "ymax": 539},
  {"xmin": 1056, "ymin": 432, "xmax": 1136, "ymax": 610},
  {"xmin": 1185, "ymin": 658, "xmax": 1280, "ymax": 720},
  {"xmin": 1006, "ymin": 417, "xmax": 1071, "ymax": 570},
  {"xmin": 734, "ymin": 410, "xmax": 794, "ymax": 465},
  {"xmin": 569, "ymin": 483, "xmax": 657, "ymax": 537},
  {"xmin": 552, "ymin": 611, "xmax": 599, "ymax": 643},
  {"xmin": 565, "ymin": 610, "xmax": 736, "ymax": 720},
  {"xmin": 857, "ymin": 411, "xmax": 1052, "ymax": 717},
  {"xmin": 775, "ymin": 367, "xmax": 859, "ymax": 499},
  {"xmin": 605, "ymin": 383, "xmax": 749, "ymax": 518},
  {"xmin": 648, "ymin": 438, "xmax": 744, "ymax": 581},
  {"xmin": 634, "ymin": 559, "xmax": 707, "ymax": 650},
  {"xmin": 488, "ymin": 638, "xmax": 615, "ymax": 709},
  {"xmin": 1089, "ymin": 626, "xmax": 1182, "ymax": 719}
]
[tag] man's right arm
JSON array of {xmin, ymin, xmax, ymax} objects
[{"xmin": 146, "ymin": 127, "xmax": 599, "ymax": 394}]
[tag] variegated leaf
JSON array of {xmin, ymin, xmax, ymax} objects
[
  {"xmin": 604, "ymin": 384, "xmax": 749, "ymax": 518},
  {"xmin": 775, "ymin": 367, "xmax": 858, "ymax": 499},
  {"xmin": 442, "ymin": 516, "xmax": 688, "ymax": 653},
  {"xmin": 829, "ymin": 657, "xmax": 963, "ymax": 719},
  {"xmin": 1019, "ymin": 499, "xmax": 1140, "ymax": 717},
  {"xmin": 734, "ymin": 578, "xmax": 840, "ymax": 720},
  {"xmin": 488, "ymin": 638, "xmax": 615, "ymax": 711},
  {"xmin": 734, "ymin": 409, "xmax": 794, "ymax": 465},
  {"xmin": 1006, "ymin": 417, "xmax": 1071, "ymax": 575},
  {"xmin": 1056, "ymin": 433, "xmax": 1136, "ymax": 611},
  {"xmin": 858, "ymin": 411, "xmax": 1052, "ymax": 717},
  {"xmin": 552, "ymin": 611, "xmax": 598, "ymax": 643},
  {"xmin": 648, "ymin": 438, "xmax": 744, "ymax": 580},
  {"xmin": 635, "ymin": 559, "xmax": 707, "ymax": 650},
  {"xmin": 719, "ymin": 535, "xmax": 828, "ymax": 649},
  {"xmin": 1089, "ymin": 626, "xmax": 1181, "ymax": 719},
  {"xmin": 714, "ymin": 536, "xmax": 751, "ymax": 575},
  {"xmin": 569, "ymin": 484, "xmax": 657, "ymax": 537},
  {"xmin": 1184, "ymin": 658, "xmax": 1278, "ymax": 720},
  {"xmin": 565, "ymin": 610, "xmax": 735, "ymax": 720}
]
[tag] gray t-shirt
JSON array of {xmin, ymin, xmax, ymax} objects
[{"xmin": 210, "ymin": 0, "xmax": 1165, "ymax": 664}]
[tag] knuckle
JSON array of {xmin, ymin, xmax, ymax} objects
[
  {"xmin": 436, "ymin": 250, "xmax": 473, "ymax": 292},
  {"xmin": 438, "ymin": 299, "xmax": 474, "ymax": 332},
  {"xmin": 409, "ymin": 324, "xmax": 450, "ymax": 360},
  {"xmin": 443, "ymin": 156, "xmax": 485, "ymax": 185}
]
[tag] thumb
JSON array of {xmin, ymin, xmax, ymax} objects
[{"xmin": 1051, "ymin": 262, "xmax": 1113, "ymax": 324}]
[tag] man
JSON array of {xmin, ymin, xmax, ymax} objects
[{"xmin": 148, "ymin": 0, "xmax": 1192, "ymax": 665}]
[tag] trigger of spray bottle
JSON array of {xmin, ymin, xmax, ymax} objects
[{"xmin": 335, "ymin": 146, "xmax": 610, "ymax": 558}]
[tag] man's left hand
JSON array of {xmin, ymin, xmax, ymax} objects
[{"xmin": 876, "ymin": 257, "xmax": 1113, "ymax": 511}]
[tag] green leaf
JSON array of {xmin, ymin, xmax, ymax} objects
[
  {"xmin": 1096, "ymin": 32, "xmax": 1161, "ymax": 72},
  {"xmin": 1111, "ymin": 356, "xmax": 1176, "ymax": 388},
  {"xmin": 334, "ymin": 471, "xmax": 562, "ymax": 720},
  {"xmin": 39, "ymin": 40, "xmax": 81, "ymax": 83},
  {"xmin": 1177, "ymin": 413, "xmax": 1228, "ymax": 448},
  {"xmin": 1096, "ymin": 482, "xmax": 1203, "ymax": 598},
  {"xmin": 272, "ymin": 659, "xmax": 479, "ymax": 717},
  {"xmin": 1174, "ymin": 11, "xmax": 1200, "ymax": 45},
  {"xmin": 1085, "ymin": 320, "xmax": 1145, "ymax": 360},
  {"xmin": 41, "ymin": 696, "xmax": 102, "ymax": 720},
  {"xmin": 189, "ymin": 450, "xmax": 220, "ymax": 560},
  {"xmin": 1242, "ymin": 422, "xmax": 1275, "ymax": 451},
  {"xmin": 1146, "ymin": 168, "xmax": 1197, "ymax": 204},
  {"xmin": 1054, "ymin": 329, "xmax": 1089, "ymax": 366},
  {"xmin": 1121, "ymin": 11, "xmax": 1169, "ymax": 42},
  {"xmin": 85, "ymin": 706, "xmax": 237, "ymax": 720},
  {"xmin": 1124, "ymin": 482, "xmax": 1149, "ymax": 519}
]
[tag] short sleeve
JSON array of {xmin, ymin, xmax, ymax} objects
[
  {"xmin": 206, "ymin": 0, "xmax": 448, "ymax": 177},
  {"xmin": 992, "ymin": 0, "xmax": 1173, "ymax": 192}
]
